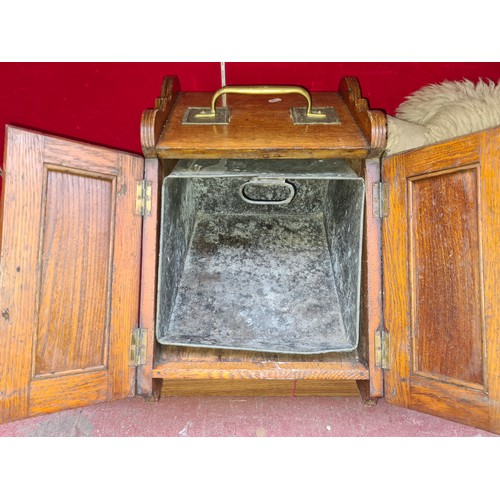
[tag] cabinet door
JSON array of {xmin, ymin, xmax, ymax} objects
[
  {"xmin": 0, "ymin": 127, "xmax": 143, "ymax": 424},
  {"xmin": 382, "ymin": 127, "xmax": 500, "ymax": 433}
]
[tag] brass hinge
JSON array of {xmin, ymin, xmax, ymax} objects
[
  {"xmin": 375, "ymin": 328, "xmax": 390, "ymax": 369},
  {"xmin": 135, "ymin": 180, "xmax": 152, "ymax": 217},
  {"xmin": 372, "ymin": 182, "xmax": 389, "ymax": 218},
  {"xmin": 130, "ymin": 327, "xmax": 148, "ymax": 366}
]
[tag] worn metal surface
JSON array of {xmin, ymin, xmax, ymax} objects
[
  {"xmin": 239, "ymin": 179, "xmax": 296, "ymax": 205},
  {"xmin": 182, "ymin": 107, "xmax": 230, "ymax": 125},
  {"xmin": 135, "ymin": 180, "xmax": 152, "ymax": 216},
  {"xmin": 290, "ymin": 106, "xmax": 341, "ymax": 125},
  {"xmin": 171, "ymin": 158, "xmax": 358, "ymax": 179},
  {"xmin": 324, "ymin": 179, "xmax": 365, "ymax": 350},
  {"xmin": 156, "ymin": 159, "xmax": 365, "ymax": 354}
]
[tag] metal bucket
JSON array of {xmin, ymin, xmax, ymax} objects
[{"xmin": 156, "ymin": 158, "xmax": 365, "ymax": 354}]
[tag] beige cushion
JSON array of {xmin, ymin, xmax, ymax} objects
[{"xmin": 386, "ymin": 79, "xmax": 500, "ymax": 155}]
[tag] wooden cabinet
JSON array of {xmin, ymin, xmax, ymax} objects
[{"xmin": 0, "ymin": 76, "xmax": 498, "ymax": 434}]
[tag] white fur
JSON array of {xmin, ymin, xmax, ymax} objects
[
  {"xmin": 385, "ymin": 79, "xmax": 500, "ymax": 155},
  {"xmin": 386, "ymin": 116, "xmax": 427, "ymax": 155}
]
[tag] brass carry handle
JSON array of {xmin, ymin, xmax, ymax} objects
[{"xmin": 195, "ymin": 85, "xmax": 326, "ymax": 119}]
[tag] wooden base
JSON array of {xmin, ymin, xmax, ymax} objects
[
  {"xmin": 152, "ymin": 346, "xmax": 368, "ymax": 398},
  {"xmin": 160, "ymin": 379, "xmax": 360, "ymax": 397},
  {"xmin": 153, "ymin": 345, "xmax": 369, "ymax": 382},
  {"xmin": 356, "ymin": 380, "xmax": 379, "ymax": 406}
]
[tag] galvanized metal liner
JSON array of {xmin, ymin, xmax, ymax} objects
[{"xmin": 156, "ymin": 159, "xmax": 365, "ymax": 354}]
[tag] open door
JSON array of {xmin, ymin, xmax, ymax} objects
[
  {"xmin": 382, "ymin": 127, "xmax": 500, "ymax": 433},
  {"xmin": 0, "ymin": 127, "xmax": 143, "ymax": 424}
]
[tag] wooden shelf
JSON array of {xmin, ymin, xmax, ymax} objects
[{"xmin": 153, "ymin": 345, "xmax": 369, "ymax": 381}]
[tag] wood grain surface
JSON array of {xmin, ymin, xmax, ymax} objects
[
  {"xmin": 155, "ymin": 91, "xmax": 370, "ymax": 159},
  {"xmin": 35, "ymin": 168, "xmax": 113, "ymax": 376},
  {"xmin": 0, "ymin": 127, "xmax": 143, "ymax": 423},
  {"xmin": 338, "ymin": 77, "xmax": 387, "ymax": 157},
  {"xmin": 141, "ymin": 76, "xmax": 387, "ymax": 161},
  {"xmin": 0, "ymin": 129, "xmax": 44, "ymax": 423},
  {"xmin": 382, "ymin": 127, "xmax": 500, "ymax": 433},
  {"xmin": 355, "ymin": 158, "xmax": 384, "ymax": 398},
  {"xmin": 141, "ymin": 76, "xmax": 180, "ymax": 158},
  {"xmin": 136, "ymin": 158, "xmax": 178, "ymax": 399},
  {"xmin": 153, "ymin": 346, "xmax": 369, "ymax": 381},
  {"xmin": 410, "ymin": 166, "xmax": 483, "ymax": 385},
  {"xmin": 161, "ymin": 379, "xmax": 360, "ymax": 397},
  {"xmin": 138, "ymin": 77, "xmax": 181, "ymax": 397}
]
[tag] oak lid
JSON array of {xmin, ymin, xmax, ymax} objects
[{"xmin": 141, "ymin": 77, "xmax": 387, "ymax": 160}]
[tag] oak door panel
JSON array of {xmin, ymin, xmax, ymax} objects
[
  {"xmin": 382, "ymin": 127, "xmax": 500, "ymax": 433},
  {"xmin": 410, "ymin": 165, "xmax": 483, "ymax": 386},
  {"xmin": 35, "ymin": 168, "xmax": 114, "ymax": 377},
  {"xmin": 0, "ymin": 127, "xmax": 143, "ymax": 423}
]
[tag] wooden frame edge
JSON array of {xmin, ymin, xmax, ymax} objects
[
  {"xmin": 140, "ymin": 76, "xmax": 180, "ymax": 158},
  {"xmin": 339, "ymin": 76, "xmax": 387, "ymax": 157}
]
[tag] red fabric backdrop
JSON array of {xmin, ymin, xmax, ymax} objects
[{"xmin": 1, "ymin": 62, "xmax": 500, "ymax": 163}]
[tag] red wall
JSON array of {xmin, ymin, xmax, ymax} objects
[{"xmin": 2, "ymin": 62, "xmax": 500, "ymax": 163}]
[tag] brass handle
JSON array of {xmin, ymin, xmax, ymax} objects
[{"xmin": 195, "ymin": 85, "xmax": 326, "ymax": 119}]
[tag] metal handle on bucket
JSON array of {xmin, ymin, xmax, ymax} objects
[
  {"xmin": 194, "ymin": 85, "xmax": 327, "ymax": 119},
  {"xmin": 239, "ymin": 179, "xmax": 296, "ymax": 205}
]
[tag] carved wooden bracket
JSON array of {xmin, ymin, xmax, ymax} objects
[
  {"xmin": 339, "ymin": 77, "xmax": 387, "ymax": 158},
  {"xmin": 140, "ymin": 76, "xmax": 180, "ymax": 158}
]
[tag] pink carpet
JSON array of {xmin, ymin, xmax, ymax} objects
[{"xmin": 0, "ymin": 396, "xmax": 495, "ymax": 437}]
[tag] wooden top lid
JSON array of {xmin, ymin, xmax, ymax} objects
[{"xmin": 141, "ymin": 76, "xmax": 386, "ymax": 160}]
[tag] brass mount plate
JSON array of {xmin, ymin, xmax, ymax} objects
[
  {"xmin": 183, "ymin": 107, "xmax": 231, "ymax": 125},
  {"xmin": 290, "ymin": 107, "xmax": 340, "ymax": 125}
]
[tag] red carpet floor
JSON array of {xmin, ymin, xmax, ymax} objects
[{"xmin": 0, "ymin": 396, "xmax": 495, "ymax": 437}]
